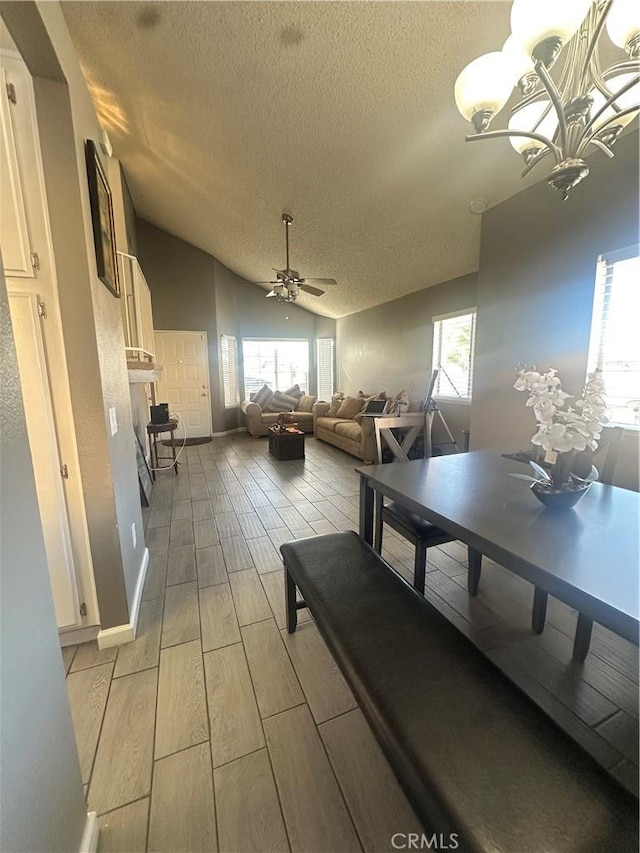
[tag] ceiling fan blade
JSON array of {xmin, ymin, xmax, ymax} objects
[
  {"xmin": 302, "ymin": 278, "xmax": 337, "ymax": 286},
  {"xmin": 299, "ymin": 284, "xmax": 325, "ymax": 297},
  {"xmin": 265, "ymin": 290, "xmax": 277, "ymax": 298},
  {"xmin": 253, "ymin": 281, "xmax": 280, "ymax": 286}
]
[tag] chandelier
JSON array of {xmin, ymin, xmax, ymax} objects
[{"xmin": 454, "ymin": 0, "xmax": 639, "ymax": 199}]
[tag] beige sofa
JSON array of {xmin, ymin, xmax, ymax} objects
[
  {"xmin": 240, "ymin": 400, "xmax": 315, "ymax": 438},
  {"xmin": 312, "ymin": 401, "xmax": 378, "ymax": 462},
  {"xmin": 313, "ymin": 396, "xmax": 425, "ymax": 462}
]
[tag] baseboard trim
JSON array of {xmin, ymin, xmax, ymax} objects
[
  {"xmin": 96, "ymin": 547, "xmax": 149, "ymax": 650},
  {"xmin": 79, "ymin": 811, "xmax": 98, "ymax": 853},
  {"xmin": 59, "ymin": 625, "xmax": 99, "ymax": 647},
  {"xmin": 97, "ymin": 622, "xmax": 135, "ymax": 649},
  {"xmin": 212, "ymin": 426, "xmax": 245, "ymax": 437}
]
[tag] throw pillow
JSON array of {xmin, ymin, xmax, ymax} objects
[
  {"xmin": 326, "ymin": 400, "xmax": 342, "ymax": 416},
  {"xmin": 266, "ymin": 390, "xmax": 300, "ymax": 412},
  {"xmin": 296, "ymin": 394, "xmax": 317, "ymax": 413},
  {"xmin": 336, "ymin": 396, "xmax": 365, "ymax": 420},
  {"xmin": 283, "ymin": 384, "xmax": 304, "ymax": 399},
  {"xmin": 253, "ymin": 384, "xmax": 273, "ymax": 410}
]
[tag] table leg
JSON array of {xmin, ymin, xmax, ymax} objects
[
  {"xmin": 467, "ymin": 548, "xmax": 482, "ymax": 595},
  {"xmin": 171, "ymin": 430, "xmax": 178, "ymax": 475},
  {"xmin": 573, "ymin": 613, "xmax": 593, "ymax": 662},
  {"xmin": 532, "ymin": 587, "xmax": 548, "ymax": 634},
  {"xmin": 373, "ymin": 492, "xmax": 384, "ymax": 553},
  {"xmin": 359, "ymin": 474, "xmax": 374, "ymax": 546},
  {"xmin": 150, "ymin": 434, "xmax": 157, "ymax": 481},
  {"xmin": 285, "ymin": 566, "xmax": 298, "ymax": 634}
]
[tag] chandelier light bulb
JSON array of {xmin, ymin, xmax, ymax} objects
[
  {"xmin": 510, "ymin": 0, "xmax": 592, "ymax": 62},
  {"xmin": 507, "ymin": 100, "xmax": 557, "ymax": 153},
  {"xmin": 502, "ymin": 35, "xmax": 535, "ymax": 83},
  {"xmin": 454, "ymin": 51, "xmax": 515, "ymax": 130},
  {"xmin": 605, "ymin": 0, "xmax": 640, "ymax": 55}
]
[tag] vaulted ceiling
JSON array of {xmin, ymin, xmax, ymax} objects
[{"xmin": 63, "ymin": 1, "xmax": 547, "ymax": 318}]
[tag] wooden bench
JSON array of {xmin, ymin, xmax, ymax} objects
[{"xmin": 280, "ymin": 531, "xmax": 638, "ymax": 852}]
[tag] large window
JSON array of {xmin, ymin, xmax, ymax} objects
[
  {"xmin": 432, "ymin": 309, "xmax": 476, "ymax": 400},
  {"xmin": 587, "ymin": 246, "xmax": 640, "ymax": 427},
  {"xmin": 316, "ymin": 338, "xmax": 335, "ymax": 402},
  {"xmin": 242, "ymin": 339, "xmax": 309, "ymax": 395},
  {"xmin": 220, "ymin": 335, "xmax": 239, "ymax": 408}
]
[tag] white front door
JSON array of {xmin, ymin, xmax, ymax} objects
[{"xmin": 154, "ymin": 330, "xmax": 212, "ymax": 438}]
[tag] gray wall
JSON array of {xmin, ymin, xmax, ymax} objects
[
  {"xmin": 0, "ymin": 263, "xmax": 86, "ymax": 853},
  {"xmin": 470, "ymin": 130, "xmax": 640, "ymax": 490},
  {"xmin": 337, "ymin": 273, "xmax": 478, "ymax": 450},
  {"xmin": 135, "ymin": 217, "xmax": 220, "ymax": 424},
  {"xmin": 4, "ymin": 0, "xmax": 146, "ymax": 627},
  {"xmin": 136, "ymin": 218, "xmax": 335, "ymax": 433}
]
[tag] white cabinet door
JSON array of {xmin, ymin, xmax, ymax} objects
[
  {"xmin": 154, "ymin": 331, "xmax": 212, "ymax": 438},
  {"xmin": 0, "ymin": 66, "xmax": 35, "ymax": 278},
  {"xmin": 8, "ymin": 292, "xmax": 80, "ymax": 628}
]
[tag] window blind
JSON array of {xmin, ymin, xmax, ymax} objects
[
  {"xmin": 432, "ymin": 310, "xmax": 476, "ymax": 399},
  {"xmin": 221, "ymin": 335, "xmax": 238, "ymax": 408},
  {"xmin": 587, "ymin": 245, "xmax": 640, "ymax": 426},
  {"xmin": 316, "ymin": 338, "xmax": 335, "ymax": 402}
]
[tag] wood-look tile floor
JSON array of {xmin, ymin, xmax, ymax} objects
[{"xmin": 64, "ymin": 435, "xmax": 639, "ymax": 852}]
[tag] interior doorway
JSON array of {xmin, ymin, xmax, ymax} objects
[{"xmin": 154, "ymin": 330, "xmax": 213, "ymax": 438}]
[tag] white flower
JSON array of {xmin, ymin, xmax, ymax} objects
[{"xmin": 514, "ymin": 365, "xmax": 607, "ymax": 466}]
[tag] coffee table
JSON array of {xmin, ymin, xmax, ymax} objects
[{"xmin": 268, "ymin": 427, "xmax": 305, "ymax": 461}]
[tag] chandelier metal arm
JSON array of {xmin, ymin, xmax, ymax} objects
[
  {"xmin": 579, "ymin": 102, "xmax": 640, "ymax": 154},
  {"xmin": 587, "ymin": 137, "xmax": 615, "ymax": 157},
  {"xmin": 520, "ymin": 148, "xmax": 551, "ymax": 178},
  {"xmin": 582, "ymin": 74, "xmax": 640, "ymax": 136},
  {"xmin": 466, "ymin": 129, "xmax": 562, "ymax": 164},
  {"xmin": 579, "ymin": 1, "xmax": 612, "ymax": 94},
  {"xmin": 535, "ymin": 60, "xmax": 569, "ymax": 154}
]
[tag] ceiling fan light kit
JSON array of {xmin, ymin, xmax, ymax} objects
[
  {"xmin": 254, "ymin": 214, "xmax": 337, "ymax": 303},
  {"xmin": 455, "ymin": 0, "xmax": 639, "ymax": 199}
]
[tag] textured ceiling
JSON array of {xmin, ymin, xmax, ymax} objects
[{"xmin": 62, "ymin": 1, "xmax": 550, "ymax": 318}]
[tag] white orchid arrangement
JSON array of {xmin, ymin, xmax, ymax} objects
[{"xmin": 514, "ymin": 367, "xmax": 607, "ymax": 488}]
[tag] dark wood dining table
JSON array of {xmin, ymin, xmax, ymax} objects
[{"xmin": 357, "ymin": 450, "xmax": 639, "ymax": 655}]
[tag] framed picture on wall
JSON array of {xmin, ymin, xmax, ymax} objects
[{"xmin": 85, "ymin": 138, "xmax": 120, "ymax": 297}]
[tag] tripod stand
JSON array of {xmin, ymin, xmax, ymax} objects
[{"xmin": 420, "ymin": 369, "xmax": 461, "ymax": 454}]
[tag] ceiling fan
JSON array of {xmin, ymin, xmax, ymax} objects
[{"xmin": 253, "ymin": 214, "xmax": 337, "ymax": 303}]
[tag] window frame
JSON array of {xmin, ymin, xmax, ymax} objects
[
  {"xmin": 220, "ymin": 334, "xmax": 239, "ymax": 409},
  {"xmin": 431, "ymin": 308, "xmax": 477, "ymax": 402},
  {"xmin": 586, "ymin": 244, "xmax": 640, "ymax": 430},
  {"xmin": 241, "ymin": 338, "xmax": 310, "ymax": 396}
]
